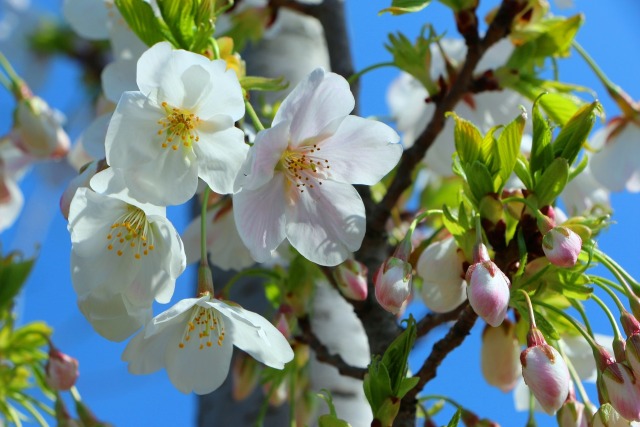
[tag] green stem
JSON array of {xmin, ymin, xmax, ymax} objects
[
  {"xmin": 519, "ymin": 289, "xmax": 537, "ymax": 328},
  {"xmin": 419, "ymin": 394, "xmax": 463, "ymax": 409},
  {"xmin": 407, "ymin": 209, "xmax": 443, "ymax": 235},
  {"xmin": 589, "ymin": 275, "xmax": 625, "ymax": 294},
  {"xmin": 526, "ymin": 392, "xmax": 537, "ymax": 427},
  {"xmin": 593, "ymin": 250, "xmax": 640, "ymax": 295},
  {"xmin": 534, "ymin": 301, "xmax": 599, "ymax": 350},
  {"xmin": 590, "ymin": 294, "xmax": 623, "ymax": 341},
  {"xmin": 210, "ymin": 37, "xmax": 221, "ymax": 60},
  {"xmin": 69, "ymin": 386, "xmax": 82, "ymax": 403},
  {"xmin": 0, "ymin": 71, "xmax": 12, "ymax": 92},
  {"xmin": 347, "ymin": 61, "xmax": 395, "ymax": 85},
  {"xmin": 245, "ymin": 100, "xmax": 265, "ymax": 132},
  {"xmin": 200, "ymin": 186, "xmax": 211, "ymax": 268},
  {"xmin": 591, "ymin": 278, "xmax": 626, "ymax": 312},
  {"xmin": 0, "ymin": 51, "xmax": 20, "ymax": 83},
  {"xmin": 572, "ymin": 41, "xmax": 627, "ymax": 104},
  {"xmin": 570, "ymin": 299, "xmax": 594, "ymax": 337}
]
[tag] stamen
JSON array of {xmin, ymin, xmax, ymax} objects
[
  {"xmin": 178, "ymin": 305, "xmax": 226, "ymax": 350},
  {"xmin": 157, "ymin": 103, "xmax": 201, "ymax": 152}
]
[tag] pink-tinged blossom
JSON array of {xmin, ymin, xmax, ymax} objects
[
  {"xmin": 122, "ymin": 294, "xmax": 294, "ymax": 395},
  {"xmin": 542, "ymin": 226, "xmax": 582, "ymax": 268},
  {"xmin": 465, "ymin": 243, "xmax": 510, "ymax": 327},
  {"xmin": 601, "ymin": 361, "xmax": 640, "ymax": 422},
  {"xmin": 0, "ymin": 157, "xmax": 24, "ymax": 233},
  {"xmin": 68, "ymin": 169, "xmax": 186, "ymax": 341},
  {"xmin": 45, "ymin": 347, "xmax": 79, "ymax": 391},
  {"xmin": 333, "ymin": 259, "xmax": 368, "ymax": 301},
  {"xmin": 233, "ymin": 68, "xmax": 401, "ymax": 266},
  {"xmin": 105, "ymin": 41, "xmax": 247, "ymax": 206},
  {"xmin": 590, "ymin": 119, "xmax": 640, "ymax": 193},
  {"xmin": 374, "ymin": 257, "xmax": 412, "ymax": 314},
  {"xmin": 417, "ymin": 236, "xmax": 467, "ymax": 313},
  {"xmin": 481, "ymin": 321, "xmax": 520, "ymax": 392},
  {"xmin": 11, "ymin": 96, "xmax": 70, "ymax": 159},
  {"xmin": 521, "ymin": 329, "xmax": 571, "ymax": 415}
]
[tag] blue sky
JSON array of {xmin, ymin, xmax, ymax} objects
[{"xmin": 1, "ymin": 1, "xmax": 640, "ymax": 426}]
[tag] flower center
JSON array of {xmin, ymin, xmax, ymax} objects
[
  {"xmin": 157, "ymin": 102, "xmax": 201, "ymax": 151},
  {"xmin": 279, "ymin": 144, "xmax": 331, "ymax": 193},
  {"xmin": 178, "ymin": 305, "xmax": 226, "ymax": 350},
  {"xmin": 106, "ymin": 206, "xmax": 155, "ymax": 260}
]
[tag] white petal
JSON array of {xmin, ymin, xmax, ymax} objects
[
  {"xmin": 122, "ymin": 324, "xmax": 176, "ymax": 375},
  {"xmin": 136, "ymin": 42, "xmax": 177, "ymax": 96},
  {"xmin": 209, "ymin": 300, "xmax": 294, "ymax": 369},
  {"xmin": 233, "ymin": 174, "xmax": 287, "ymax": 263},
  {"xmin": 285, "ymin": 180, "xmax": 365, "ymax": 266},
  {"xmin": 274, "ymin": 68, "xmax": 355, "ymax": 145},
  {"xmin": 146, "ymin": 297, "xmax": 206, "ymax": 338},
  {"xmin": 590, "ymin": 122, "xmax": 640, "ymax": 192},
  {"xmin": 195, "ymin": 124, "xmax": 247, "ymax": 195},
  {"xmin": 164, "ymin": 319, "xmax": 234, "ymax": 394},
  {"xmin": 316, "ymin": 115, "xmax": 401, "ymax": 185},
  {"xmin": 235, "ymin": 120, "xmax": 290, "ymax": 192},
  {"xmin": 76, "ymin": 113, "xmax": 110, "ymax": 160},
  {"xmin": 0, "ymin": 174, "xmax": 22, "ymax": 232},
  {"xmin": 102, "ymin": 57, "xmax": 138, "ymax": 103}
]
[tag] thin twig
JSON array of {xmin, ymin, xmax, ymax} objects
[
  {"xmin": 296, "ymin": 316, "xmax": 368, "ymax": 380},
  {"xmin": 416, "ymin": 303, "xmax": 468, "ymax": 338}
]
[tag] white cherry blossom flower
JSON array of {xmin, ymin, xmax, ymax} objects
[
  {"xmin": 590, "ymin": 119, "xmax": 640, "ymax": 193},
  {"xmin": 234, "ymin": 68, "xmax": 402, "ymax": 266},
  {"xmin": 105, "ymin": 41, "xmax": 247, "ymax": 205},
  {"xmin": 122, "ymin": 293, "xmax": 294, "ymax": 395},
  {"xmin": 68, "ymin": 169, "xmax": 186, "ymax": 341}
]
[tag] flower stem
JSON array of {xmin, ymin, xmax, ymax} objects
[
  {"xmin": 221, "ymin": 268, "xmax": 281, "ymax": 298},
  {"xmin": 245, "ymin": 100, "xmax": 265, "ymax": 132},
  {"xmin": 589, "ymin": 275, "xmax": 625, "ymax": 294},
  {"xmin": 210, "ymin": 37, "xmax": 221, "ymax": 60},
  {"xmin": 534, "ymin": 300, "xmax": 599, "ymax": 350},
  {"xmin": 519, "ymin": 289, "xmax": 537, "ymax": 329},
  {"xmin": 570, "ymin": 299, "xmax": 594, "ymax": 337},
  {"xmin": 347, "ymin": 61, "xmax": 395, "ymax": 85},
  {"xmin": 200, "ymin": 186, "xmax": 211, "ymax": 268},
  {"xmin": 591, "ymin": 277, "xmax": 626, "ymax": 312},
  {"xmin": 593, "ymin": 249, "xmax": 640, "ymax": 294},
  {"xmin": 590, "ymin": 294, "xmax": 623, "ymax": 341},
  {"xmin": 419, "ymin": 394, "xmax": 463, "ymax": 410},
  {"xmin": 408, "ymin": 209, "xmax": 443, "ymax": 235}
]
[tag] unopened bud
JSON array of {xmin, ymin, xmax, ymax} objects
[
  {"xmin": 542, "ymin": 226, "xmax": 582, "ymax": 268},
  {"xmin": 46, "ymin": 347, "xmax": 79, "ymax": 391},
  {"xmin": 12, "ymin": 96, "xmax": 70, "ymax": 159},
  {"xmin": 374, "ymin": 257, "xmax": 412, "ymax": 314},
  {"xmin": 520, "ymin": 329, "xmax": 571, "ymax": 415},
  {"xmin": 599, "ymin": 361, "xmax": 640, "ymax": 421},
  {"xmin": 232, "ymin": 354, "xmax": 260, "ymax": 401},
  {"xmin": 592, "ymin": 403, "xmax": 632, "ymax": 427},
  {"xmin": 465, "ymin": 244, "xmax": 510, "ymax": 327},
  {"xmin": 481, "ymin": 321, "xmax": 520, "ymax": 392},
  {"xmin": 557, "ymin": 400, "xmax": 588, "ymax": 427},
  {"xmin": 333, "ymin": 259, "xmax": 368, "ymax": 301}
]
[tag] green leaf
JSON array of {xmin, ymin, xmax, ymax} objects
[
  {"xmin": 534, "ymin": 157, "xmax": 569, "ymax": 205},
  {"xmin": 0, "ymin": 256, "xmax": 35, "ymax": 312},
  {"xmin": 156, "ymin": 0, "xmax": 196, "ymax": 49},
  {"xmin": 442, "ymin": 205, "xmax": 466, "ymax": 238},
  {"xmin": 222, "ymin": 8, "xmax": 270, "ymax": 51},
  {"xmin": 379, "ymin": 0, "xmax": 432, "ymax": 15},
  {"xmin": 465, "ymin": 161, "xmax": 494, "ymax": 202},
  {"xmin": 115, "ymin": 0, "xmax": 171, "ymax": 46},
  {"xmin": 386, "ymin": 28, "xmax": 438, "ymax": 92},
  {"xmin": 494, "ymin": 111, "xmax": 525, "ymax": 191},
  {"xmin": 513, "ymin": 156, "xmax": 533, "ymax": 190},
  {"xmin": 530, "ymin": 98, "xmax": 553, "ymax": 177},
  {"xmin": 396, "ymin": 377, "xmax": 419, "ymax": 399},
  {"xmin": 449, "ymin": 112, "xmax": 483, "ymax": 165},
  {"xmin": 553, "ymin": 101, "xmax": 601, "ymax": 166},
  {"xmin": 437, "ymin": 0, "xmax": 477, "ymax": 11},
  {"xmin": 381, "ymin": 316, "xmax": 417, "ymax": 396},
  {"xmin": 363, "ymin": 357, "xmax": 393, "ymax": 411},
  {"xmin": 447, "ymin": 408, "xmax": 463, "ymax": 427}
]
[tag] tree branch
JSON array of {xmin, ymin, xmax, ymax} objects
[
  {"xmin": 368, "ymin": 0, "xmax": 526, "ymax": 235},
  {"xmin": 416, "ymin": 302, "xmax": 468, "ymax": 338},
  {"xmin": 296, "ymin": 316, "xmax": 368, "ymax": 380}
]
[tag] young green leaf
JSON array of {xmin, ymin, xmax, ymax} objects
[
  {"xmin": 530, "ymin": 98, "xmax": 553, "ymax": 177},
  {"xmin": 115, "ymin": 0, "xmax": 171, "ymax": 46},
  {"xmin": 379, "ymin": 0, "xmax": 432, "ymax": 16},
  {"xmin": 448, "ymin": 112, "xmax": 483, "ymax": 165},
  {"xmin": 533, "ymin": 157, "xmax": 569, "ymax": 205},
  {"xmin": 156, "ymin": 0, "xmax": 196, "ymax": 49},
  {"xmin": 447, "ymin": 408, "xmax": 463, "ymax": 427},
  {"xmin": 494, "ymin": 111, "xmax": 526, "ymax": 191},
  {"xmin": 465, "ymin": 161, "xmax": 494, "ymax": 203},
  {"xmin": 553, "ymin": 101, "xmax": 601, "ymax": 166}
]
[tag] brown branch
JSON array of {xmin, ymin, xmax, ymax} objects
[
  {"xmin": 409, "ymin": 304, "xmax": 478, "ymax": 400},
  {"xmin": 416, "ymin": 302, "xmax": 468, "ymax": 338},
  {"xmin": 368, "ymin": 0, "xmax": 527, "ymax": 236},
  {"xmin": 296, "ymin": 316, "xmax": 367, "ymax": 380}
]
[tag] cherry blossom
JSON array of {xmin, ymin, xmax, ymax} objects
[
  {"xmin": 234, "ymin": 68, "xmax": 401, "ymax": 266},
  {"xmin": 123, "ymin": 294, "xmax": 294, "ymax": 395},
  {"xmin": 105, "ymin": 41, "xmax": 247, "ymax": 205}
]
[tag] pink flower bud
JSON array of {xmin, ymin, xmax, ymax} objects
[
  {"xmin": 626, "ymin": 334, "xmax": 640, "ymax": 377},
  {"xmin": 481, "ymin": 321, "xmax": 520, "ymax": 392},
  {"xmin": 521, "ymin": 329, "xmax": 570, "ymax": 414},
  {"xmin": 46, "ymin": 348, "xmax": 79, "ymax": 391},
  {"xmin": 600, "ymin": 361, "xmax": 640, "ymax": 421},
  {"xmin": 12, "ymin": 96, "xmax": 70, "ymax": 159},
  {"xmin": 333, "ymin": 259, "xmax": 368, "ymax": 301},
  {"xmin": 465, "ymin": 244, "xmax": 510, "ymax": 327},
  {"xmin": 374, "ymin": 257, "xmax": 412, "ymax": 314},
  {"xmin": 557, "ymin": 401, "xmax": 588, "ymax": 427},
  {"xmin": 542, "ymin": 226, "xmax": 582, "ymax": 268}
]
